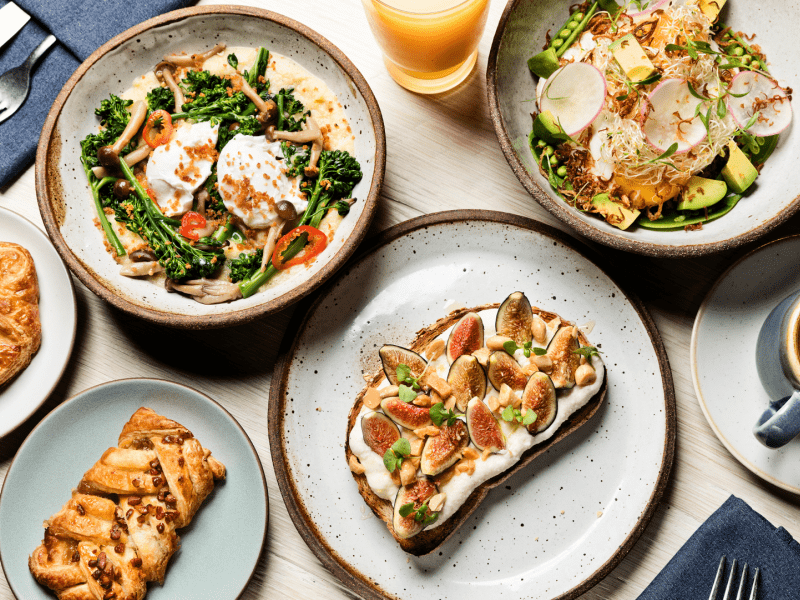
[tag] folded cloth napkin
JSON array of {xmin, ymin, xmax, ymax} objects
[
  {"xmin": 637, "ymin": 495, "xmax": 800, "ymax": 599},
  {"xmin": 0, "ymin": 0, "xmax": 193, "ymax": 188}
]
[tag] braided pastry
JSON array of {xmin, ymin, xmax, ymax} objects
[
  {"xmin": 29, "ymin": 408, "xmax": 226, "ymax": 600},
  {"xmin": 0, "ymin": 242, "xmax": 41, "ymax": 387}
]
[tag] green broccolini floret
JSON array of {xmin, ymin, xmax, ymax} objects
[
  {"xmin": 228, "ymin": 249, "xmax": 263, "ymax": 282},
  {"xmin": 146, "ymin": 86, "xmax": 175, "ymax": 112},
  {"xmin": 274, "ymin": 88, "xmax": 308, "ymax": 132},
  {"xmin": 280, "ymin": 141, "xmax": 309, "ymax": 178}
]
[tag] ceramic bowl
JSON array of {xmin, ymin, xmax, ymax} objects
[
  {"xmin": 36, "ymin": 5, "xmax": 385, "ymax": 328},
  {"xmin": 487, "ymin": 0, "xmax": 800, "ymax": 257}
]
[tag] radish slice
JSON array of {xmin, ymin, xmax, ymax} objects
[
  {"xmin": 626, "ymin": 0, "xmax": 669, "ymax": 17},
  {"xmin": 642, "ymin": 78, "xmax": 707, "ymax": 153},
  {"xmin": 727, "ymin": 71, "xmax": 793, "ymax": 137},
  {"xmin": 539, "ymin": 63, "xmax": 606, "ymax": 137}
]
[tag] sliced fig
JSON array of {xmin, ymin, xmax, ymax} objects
[
  {"xmin": 361, "ymin": 411, "xmax": 401, "ymax": 457},
  {"xmin": 496, "ymin": 292, "xmax": 533, "ymax": 345},
  {"xmin": 447, "ymin": 355, "xmax": 487, "ymax": 412},
  {"xmin": 466, "ymin": 398, "xmax": 505, "ymax": 453},
  {"xmin": 446, "ymin": 312, "xmax": 485, "ymax": 363},
  {"xmin": 547, "ymin": 326, "xmax": 581, "ymax": 389},
  {"xmin": 521, "ymin": 372, "xmax": 558, "ymax": 434},
  {"xmin": 393, "ymin": 478, "xmax": 437, "ymax": 539},
  {"xmin": 420, "ymin": 420, "xmax": 470, "ymax": 476},
  {"xmin": 381, "ymin": 397, "xmax": 432, "ymax": 430},
  {"xmin": 380, "ymin": 345, "xmax": 427, "ymax": 385},
  {"xmin": 487, "ymin": 351, "xmax": 528, "ymax": 391}
]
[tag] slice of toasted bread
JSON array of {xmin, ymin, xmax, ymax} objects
[{"xmin": 345, "ymin": 303, "xmax": 607, "ymax": 555}]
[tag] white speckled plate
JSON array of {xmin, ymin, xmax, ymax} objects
[
  {"xmin": 0, "ymin": 378, "xmax": 267, "ymax": 599},
  {"xmin": 691, "ymin": 235, "xmax": 800, "ymax": 494},
  {"xmin": 0, "ymin": 206, "xmax": 76, "ymax": 438},
  {"xmin": 36, "ymin": 6, "xmax": 384, "ymax": 328},
  {"xmin": 270, "ymin": 211, "xmax": 675, "ymax": 600}
]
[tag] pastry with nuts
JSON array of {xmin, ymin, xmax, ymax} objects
[
  {"xmin": 345, "ymin": 291, "xmax": 606, "ymax": 554},
  {"xmin": 29, "ymin": 408, "xmax": 225, "ymax": 599}
]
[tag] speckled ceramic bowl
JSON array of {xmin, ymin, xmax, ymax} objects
[
  {"xmin": 487, "ymin": 0, "xmax": 800, "ymax": 258},
  {"xmin": 36, "ymin": 6, "xmax": 385, "ymax": 328}
]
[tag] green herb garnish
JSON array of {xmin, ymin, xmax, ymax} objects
[
  {"xmin": 573, "ymin": 345, "xmax": 601, "ymax": 359},
  {"xmin": 429, "ymin": 402, "xmax": 462, "ymax": 427},
  {"xmin": 399, "ymin": 384, "xmax": 417, "ymax": 403},
  {"xmin": 383, "ymin": 438, "xmax": 411, "ymax": 473},
  {"xmin": 501, "ymin": 405, "xmax": 537, "ymax": 426},
  {"xmin": 396, "ymin": 364, "xmax": 421, "ymax": 391}
]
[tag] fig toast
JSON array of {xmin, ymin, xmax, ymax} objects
[{"xmin": 345, "ymin": 294, "xmax": 607, "ymax": 555}]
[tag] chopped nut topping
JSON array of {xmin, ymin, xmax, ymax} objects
[
  {"xmin": 379, "ymin": 385, "xmax": 400, "ymax": 399},
  {"xmin": 413, "ymin": 425, "xmax": 440, "ymax": 438},
  {"xmin": 412, "ymin": 394, "xmax": 432, "ymax": 407},
  {"xmin": 428, "ymin": 492, "xmax": 446, "ymax": 512},
  {"xmin": 362, "ymin": 386, "xmax": 381, "ymax": 410},
  {"xmin": 424, "ymin": 339, "xmax": 445, "ymax": 360},
  {"xmin": 348, "ymin": 455, "xmax": 365, "ymax": 475}
]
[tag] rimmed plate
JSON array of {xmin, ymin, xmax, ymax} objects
[
  {"xmin": 487, "ymin": 0, "xmax": 800, "ymax": 258},
  {"xmin": 0, "ymin": 378, "xmax": 268, "ymax": 599},
  {"xmin": 691, "ymin": 235, "xmax": 800, "ymax": 494},
  {"xmin": 36, "ymin": 5, "xmax": 385, "ymax": 329},
  {"xmin": 269, "ymin": 211, "xmax": 675, "ymax": 600},
  {"xmin": 0, "ymin": 206, "xmax": 76, "ymax": 438}
]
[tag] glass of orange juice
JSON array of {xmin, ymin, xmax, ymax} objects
[{"xmin": 361, "ymin": 0, "xmax": 491, "ymax": 94}]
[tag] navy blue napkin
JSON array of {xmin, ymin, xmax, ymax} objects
[
  {"xmin": 0, "ymin": 0, "xmax": 193, "ymax": 189},
  {"xmin": 637, "ymin": 495, "xmax": 800, "ymax": 599}
]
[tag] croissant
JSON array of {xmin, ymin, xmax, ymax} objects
[
  {"xmin": 29, "ymin": 408, "xmax": 226, "ymax": 600},
  {"xmin": 0, "ymin": 242, "xmax": 41, "ymax": 387}
]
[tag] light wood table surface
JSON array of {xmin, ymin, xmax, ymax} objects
[{"xmin": 2, "ymin": 0, "xmax": 799, "ymax": 598}]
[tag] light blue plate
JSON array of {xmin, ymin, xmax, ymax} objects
[{"xmin": 0, "ymin": 378, "xmax": 267, "ymax": 599}]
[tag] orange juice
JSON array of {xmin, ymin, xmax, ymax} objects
[{"xmin": 361, "ymin": 0, "xmax": 491, "ymax": 93}]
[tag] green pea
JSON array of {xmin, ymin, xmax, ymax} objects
[
  {"xmin": 757, "ymin": 137, "xmax": 766, "ymax": 146},
  {"xmin": 573, "ymin": 12, "xmax": 584, "ymax": 20},
  {"xmin": 559, "ymin": 29, "xmax": 571, "ymax": 39},
  {"xmin": 549, "ymin": 157, "xmax": 560, "ymax": 167},
  {"xmin": 537, "ymin": 139, "xmax": 547, "ymax": 148},
  {"xmin": 741, "ymin": 55, "xmax": 752, "ymax": 65},
  {"xmin": 567, "ymin": 21, "xmax": 578, "ymax": 30},
  {"xmin": 731, "ymin": 46, "xmax": 744, "ymax": 57},
  {"xmin": 543, "ymin": 146, "xmax": 555, "ymax": 157},
  {"xmin": 552, "ymin": 38, "xmax": 564, "ymax": 48},
  {"xmin": 557, "ymin": 166, "xmax": 568, "ymax": 177},
  {"xmin": 750, "ymin": 61, "xmax": 761, "ymax": 70}
]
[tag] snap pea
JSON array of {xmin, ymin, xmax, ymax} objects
[
  {"xmin": 748, "ymin": 135, "xmax": 778, "ymax": 164},
  {"xmin": 636, "ymin": 194, "xmax": 742, "ymax": 230},
  {"xmin": 555, "ymin": 2, "xmax": 600, "ymax": 58},
  {"xmin": 557, "ymin": 165, "xmax": 568, "ymax": 177}
]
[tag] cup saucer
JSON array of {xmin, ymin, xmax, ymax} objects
[{"xmin": 691, "ymin": 235, "xmax": 800, "ymax": 494}]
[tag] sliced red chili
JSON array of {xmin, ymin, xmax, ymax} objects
[
  {"xmin": 179, "ymin": 211, "xmax": 207, "ymax": 240},
  {"xmin": 143, "ymin": 110, "xmax": 173, "ymax": 148},
  {"xmin": 272, "ymin": 225, "xmax": 327, "ymax": 271}
]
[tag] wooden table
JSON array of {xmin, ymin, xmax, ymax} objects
[{"xmin": 2, "ymin": 0, "xmax": 799, "ymax": 598}]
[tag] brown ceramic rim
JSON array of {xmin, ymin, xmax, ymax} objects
[
  {"xmin": 0, "ymin": 206, "xmax": 77, "ymax": 439},
  {"xmin": 0, "ymin": 377, "xmax": 268, "ymax": 600},
  {"xmin": 690, "ymin": 234, "xmax": 800, "ymax": 495},
  {"xmin": 35, "ymin": 5, "xmax": 386, "ymax": 329},
  {"xmin": 268, "ymin": 210, "xmax": 677, "ymax": 600},
  {"xmin": 486, "ymin": 0, "xmax": 800, "ymax": 259}
]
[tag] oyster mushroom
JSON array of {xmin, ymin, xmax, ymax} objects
[
  {"xmin": 154, "ymin": 61, "xmax": 185, "ymax": 113},
  {"xmin": 273, "ymin": 117, "xmax": 323, "ymax": 177},
  {"xmin": 119, "ymin": 261, "xmax": 163, "ymax": 277},
  {"xmin": 164, "ymin": 278, "xmax": 242, "ymax": 304},
  {"xmin": 164, "ymin": 43, "xmax": 226, "ymax": 68},
  {"xmin": 96, "ymin": 100, "xmax": 147, "ymax": 168}
]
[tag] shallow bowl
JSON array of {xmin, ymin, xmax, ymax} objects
[
  {"xmin": 487, "ymin": 0, "xmax": 800, "ymax": 257},
  {"xmin": 36, "ymin": 5, "xmax": 385, "ymax": 328}
]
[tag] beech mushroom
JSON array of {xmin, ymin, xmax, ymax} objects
[
  {"xmin": 120, "ymin": 261, "xmax": 163, "ymax": 277},
  {"xmin": 97, "ymin": 100, "xmax": 147, "ymax": 168},
  {"xmin": 273, "ymin": 117, "xmax": 323, "ymax": 177},
  {"xmin": 154, "ymin": 61, "xmax": 185, "ymax": 113},
  {"xmin": 238, "ymin": 75, "xmax": 277, "ymax": 126},
  {"xmin": 195, "ymin": 188, "xmax": 209, "ymax": 215},
  {"xmin": 164, "ymin": 43, "xmax": 226, "ymax": 68},
  {"xmin": 92, "ymin": 142, "xmax": 152, "ymax": 179},
  {"xmin": 165, "ymin": 278, "xmax": 242, "ymax": 304},
  {"xmin": 259, "ymin": 219, "xmax": 285, "ymax": 273}
]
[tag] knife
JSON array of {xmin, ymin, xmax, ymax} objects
[{"xmin": 0, "ymin": 2, "xmax": 31, "ymax": 51}]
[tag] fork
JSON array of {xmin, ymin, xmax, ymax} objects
[
  {"xmin": 0, "ymin": 34, "xmax": 55, "ymax": 124},
  {"xmin": 709, "ymin": 556, "xmax": 760, "ymax": 600}
]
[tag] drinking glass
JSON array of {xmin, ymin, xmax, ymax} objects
[{"xmin": 361, "ymin": 0, "xmax": 491, "ymax": 94}]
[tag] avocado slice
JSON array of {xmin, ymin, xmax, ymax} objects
[
  {"xmin": 533, "ymin": 110, "xmax": 566, "ymax": 146},
  {"xmin": 609, "ymin": 34, "xmax": 656, "ymax": 82},
  {"xmin": 696, "ymin": 0, "xmax": 726, "ymax": 21},
  {"xmin": 591, "ymin": 193, "xmax": 640, "ymax": 230},
  {"xmin": 677, "ymin": 176, "xmax": 728, "ymax": 210},
  {"xmin": 721, "ymin": 141, "xmax": 758, "ymax": 194},
  {"xmin": 528, "ymin": 47, "xmax": 560, "ymax": 79}
]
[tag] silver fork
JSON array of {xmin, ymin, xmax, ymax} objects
[
  {"xmin": 0, "ymin": 34, "xmax": 56, "ymax": 124},
  {"xmin": 709, "ymin": 556, "xmax": 760, "ymax": 600}
]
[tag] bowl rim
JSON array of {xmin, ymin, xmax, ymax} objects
[
  {"xmin": 35, "ymin": 5, "xmax": 386, "ymax": 329},
  {"xmin": 486, "ymin": 0, "xmax": 800, "ymax": 258}
]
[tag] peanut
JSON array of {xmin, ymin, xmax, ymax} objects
[
  {"xmin": 481, "ymin": 448, "xmax": 493, "ymax": 461},
  {"xmin": 487, "ymin": 335, "xmax": 513, "ymax": 351},
  {"xmin": 444, "ymin": 397, "xmax": 456, "ymax": 411},
  {"xmin": 428, "ymin": 493, "xmax": 447, "ymax": 512},
  {"xmin": 348, "ymin": 455, "xmax": 365, "ymax": 475},
  {"xmin": 363, "ymin": 387, "xmax": 382, "ymax": 409},
  {"xmin": 380, "ymin": 385, "xmax": 400, "ymax": 399},
  {"xmin": 409, "ymin": 438, "xmax": 424, "ymax": 456},
  {"xmin": 462, "ymin": 447, "xmax": 479, "ymax": 461},
  {"xmin": 413, "ymin": 394, "xmax": 432, "ymax": 407},
  {"xmin": 575, "ymin": 363, "xmax": 597, "ymax": 387},
  {"xmin": 399, "ymin": 459, "xmax": 416, "ymax": 486},
  {"xmin": 423, "ymin": 372, "xmax": 452, "ymax": 399},
  {"xmin": 413, "ymin": 425, "xmax": 440, "ymax": 438},
  {"xmin": 532, "ymin": 355, "xmax": 553, "ymax": 371},
  {"xmin": 498, "ymin": 383, "xmax": 514, "ymax": 408},
  {"xmin": 425, "ymin": 339, "xmax": 445, "ymax": 361},
  {"xmin": 486, "ymin": 395, "xmax": 500, "ymax": 413},
  {"xmin": 472, "ymin": 347, "xmax": 491, "ymax": 367},
  {"xmin": 531, "ymin": 317, "xmax": 547, "ymax": 344},
  {"xmin": 410, "ymin": 456, "xmax": 421, "ymax": 469},
  {"xmin": 522, "ymin": 363, "xmax": 539, "ymax": 376}
]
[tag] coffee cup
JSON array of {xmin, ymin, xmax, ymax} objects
[{"xmin": 753, "ymin": 289, "xmax": 800, "ymax": 448}]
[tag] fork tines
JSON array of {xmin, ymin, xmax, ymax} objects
[{"xmin": 709, "ymin": 556, "xmax": 760, "ymax": 600}]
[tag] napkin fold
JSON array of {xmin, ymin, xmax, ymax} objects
[
  {"xmin": 637, "ymin": 495, "xmax": 800, "ymax": 599},
  {"xmin": 0, "ymin": 0, "xmax": 193, "ymax": 189}
]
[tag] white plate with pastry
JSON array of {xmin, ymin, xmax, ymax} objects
[
  {"xmin": 0, "ymin": 378, "xmax": 268, "ymax": 600},
  {"xmin": 0, "ymin": 206, "xmax": 76, "ymax": 438}
]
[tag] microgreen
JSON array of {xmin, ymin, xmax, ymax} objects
[
  {"xmin": 396, "ymin": 364, "xmax": 421, "ymax": 391},
  {"xmin": 399, "ymin": 502, "xmax": 438, "ymax": 525},
  {"xmin": 399, "ymin": 384, "xmax": 417, "ymax": 403},
  {"xmin": 735, "ymin": 111, "xmax": 762, "ymax": 153},
  {"xmin": 644, "ymin": 142, "xmax": 679, "ymax": 169},
  {"xmin": 501, "ymin": 405, "xmax": 538, "ymax": 427},
  {"xmin": 503, "ymin": 339, "xmax": 536, "ymax": 358},
  {"xmin": 429, "ymin": 402, "xmax": 462, "ymax": 427},
  {"xmin": 616, "ymin": 73, "xmax": 662, "ymax": 102},
  {"xmin": 383, "ymin": 438, "xmax": 411, "ymax": 473},
  {"xmin": 573, "ymin": 345, "xmax": 601, "ymax": 359},
  {"xmin": 227, "ymin": 53, "xmax": 238, "ymax": 70}
]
